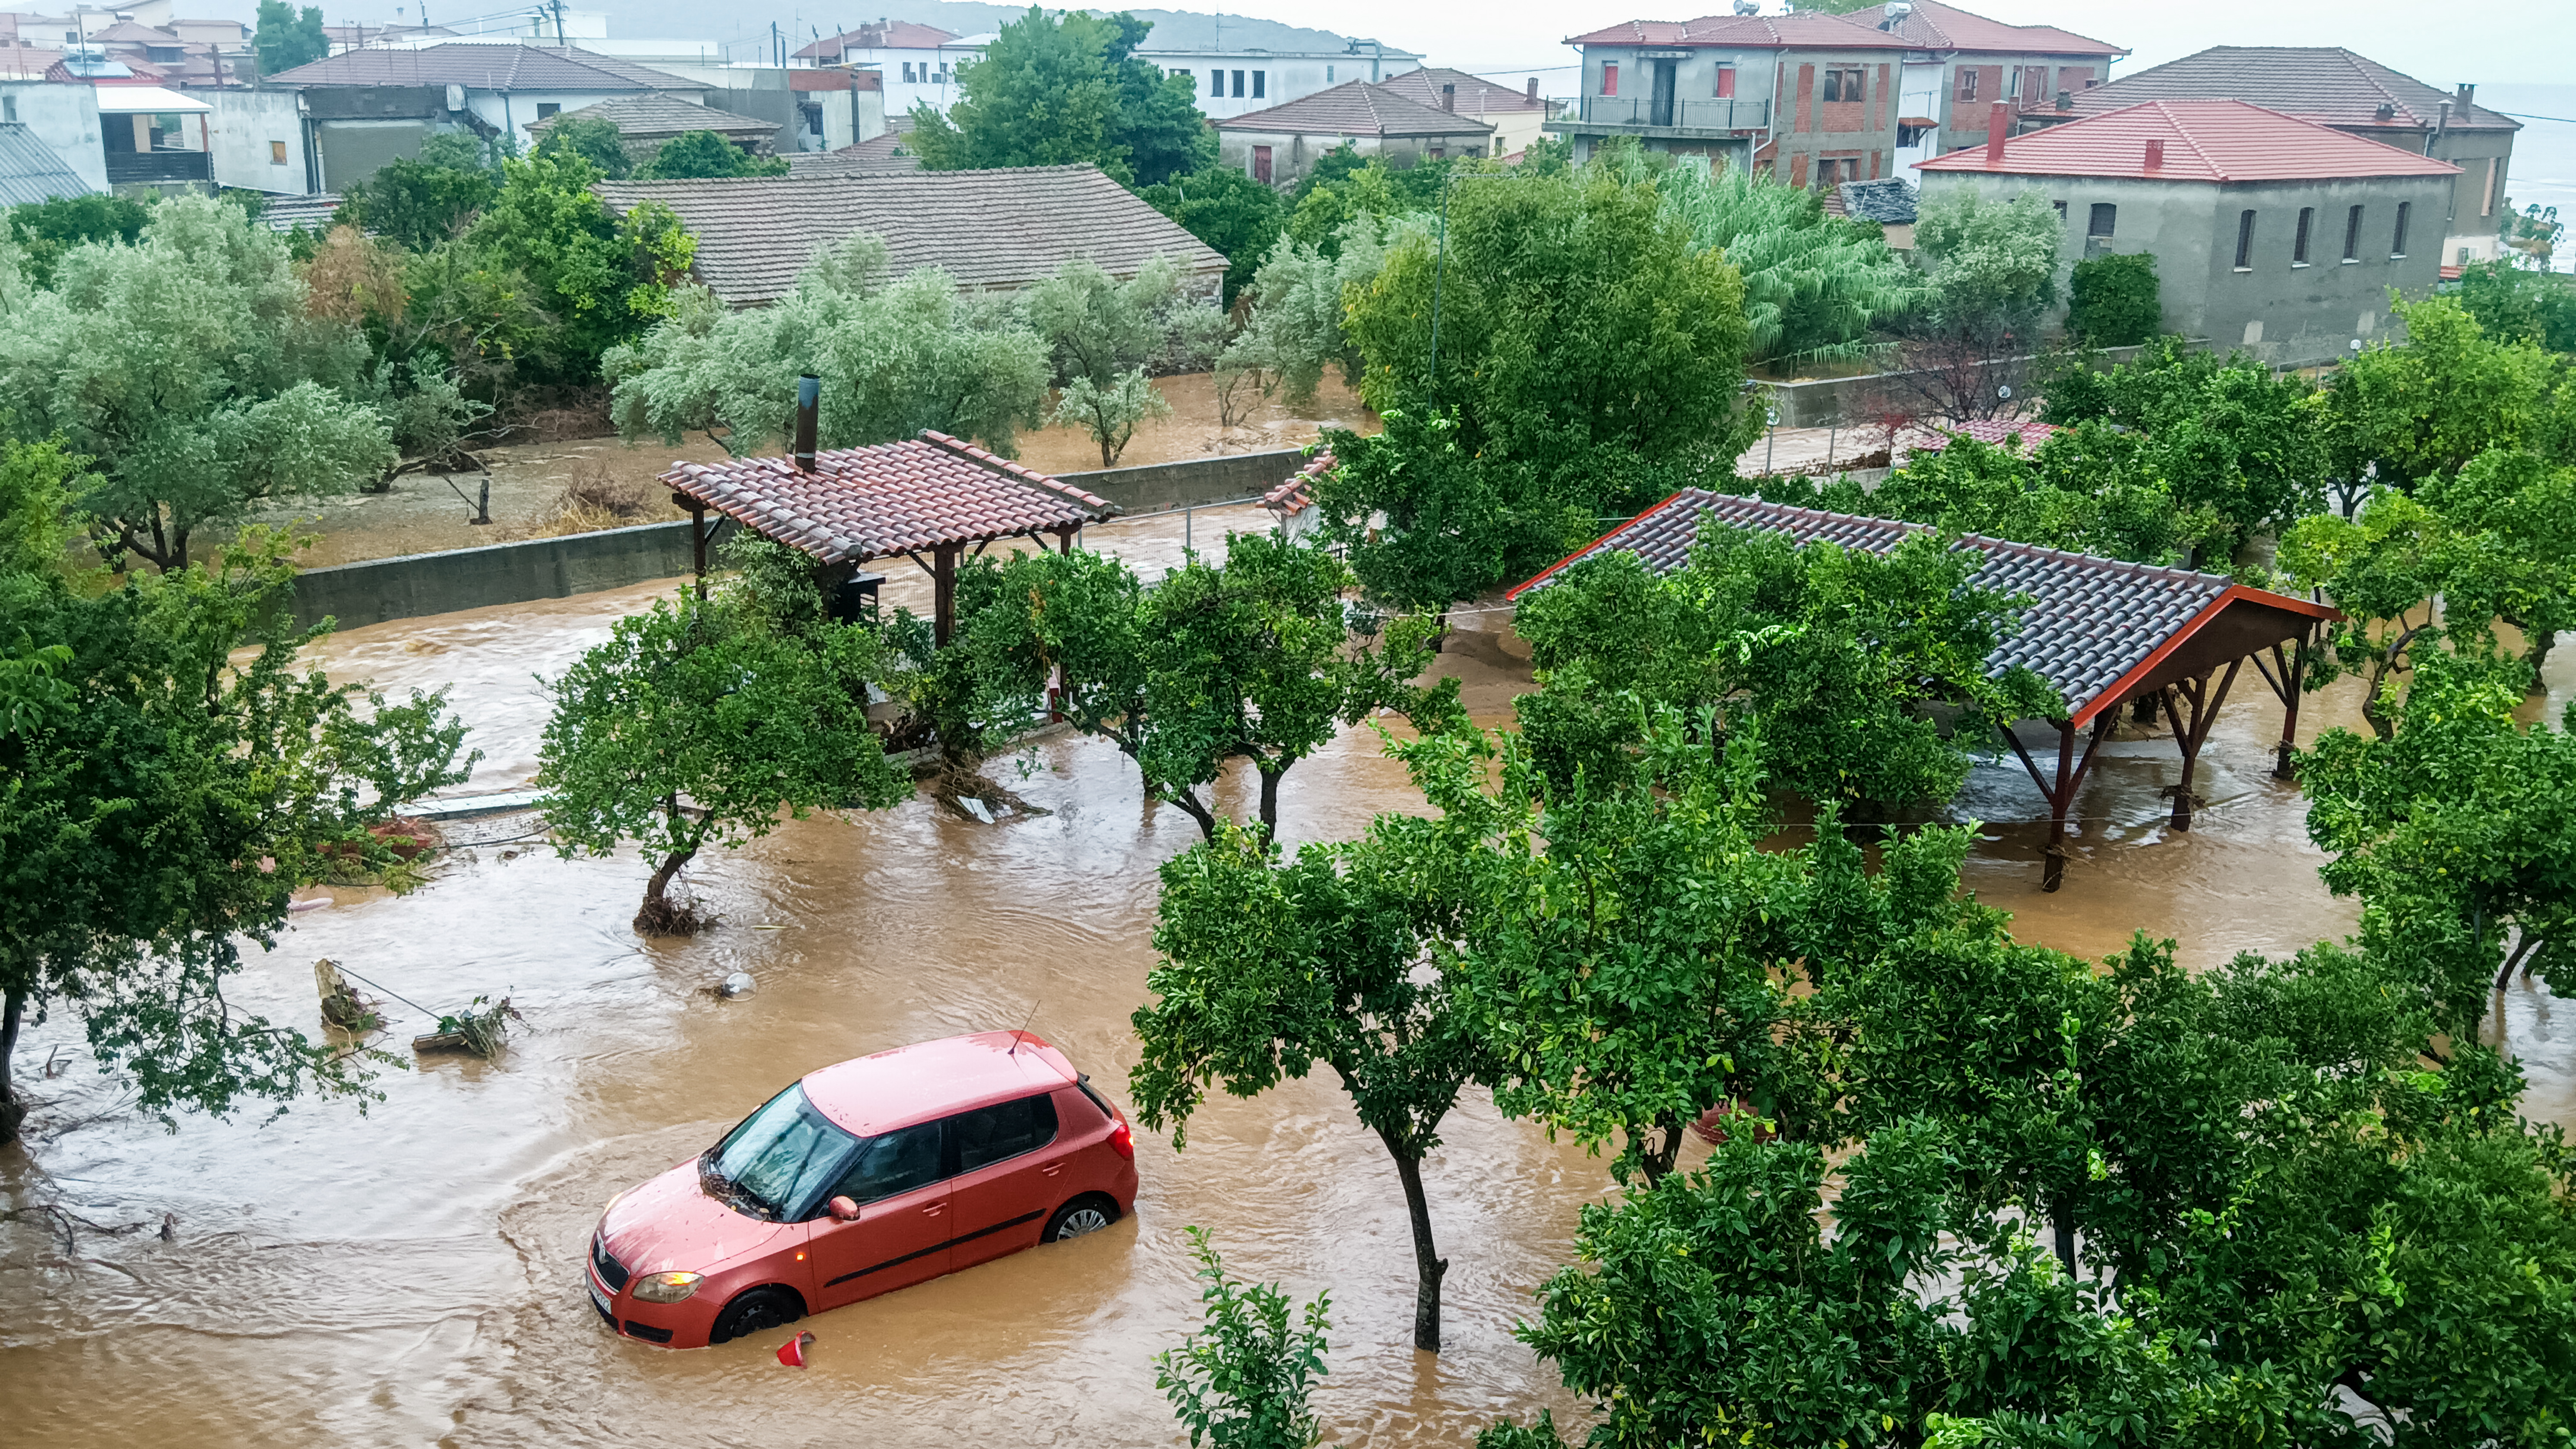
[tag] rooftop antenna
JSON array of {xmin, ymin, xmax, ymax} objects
[{"xmin": 1007, "ymin": 999, "xmax": 1040, "ymax": 1055}]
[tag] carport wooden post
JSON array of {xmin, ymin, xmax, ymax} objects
[
  {"xmin": 932, "ymin": 544, "xmax": 960, "ymax": 644},
  {"xmin": 673, "ymin": 493, "xmax": 710, "ymax": 600},
  {"xmin": 2158, "ymin": 657, "xmax": 2243, "ymax": 831},
  {"xmin": 2045, "ymin": 720, "xmax": 2075, "ymax": 891},
  {"xmin": 2275, "ymin": 632, "xmax": 2309, "ymax": 780},
  {"xmin": 1055, "ymin": 526, "xmax": 1077, "ymax": 555}
]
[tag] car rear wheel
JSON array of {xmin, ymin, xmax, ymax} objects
[
  {"xmin": 709, "ymin": 1285, "xmax": 804, "ymax": 1345},
  {"xmin": 1044, "ymin": 1194, "xmax": 1119, "ymax": 1243}
]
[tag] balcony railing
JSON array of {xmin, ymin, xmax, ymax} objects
[
  {"xmin": 1568, "ymin": 95, "xmax": 1771, "ymax": 131},
  {"xmin": 105, "ymin": 149, "xmax": 211, "ymax": 184}
]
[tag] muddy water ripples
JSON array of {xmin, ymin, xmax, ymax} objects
[{"xmin": 6, "ymin": 521, "xmax": 2572, "ymax": 1445}]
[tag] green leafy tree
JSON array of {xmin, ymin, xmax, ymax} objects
[
  {"xmin": 533, "ymin": 115, "xmax": 634, "ymax": 180},
  {"xmin": 605, "ymin": 233, "xmax": 1051, "ymax": 458},
  {"xmin": 2317, "ymin": 294, "xmax": 2564, "ymax": 497},
  {"xmin": 1312, "ymin": 409, "xmax": 1563, "ymax": 618},
  {"xmin": 1230, "ymin": 228, "xmax": 1395, "ymax": 409},
  {"xmin": 960, "ymin": 530, "xmax": 1456, "ymax": 838},
  {"xmin": 634, "ymin": 130, "xmax": 790, "ymax": 180},
  {"xmin": 5, "ymin": 193, "xmax": 151, "ymax": 288},
  {"xmin": 1134, "ymin": 800, "xmax": 1492, "ymax": 1351},
  {"xmin": 1140, "ymin": 165, "xmax": 1286, "ymax": 304},
  {"xmin": 2456, "ymin": 258, "xmax": 2576, "ymax": 353},
  {"xmin": 1913, "ymin": 187, "xmax": 2063, "ymax": 339},
  {"xmin": 465, "ymin": 152, "xmax": 692, "ymax": 377},
  {"xmin": 1623, "ymin": 148, "xmax": 1926, "ymax": 365},
  {"xmin": 1, "ymin": 443, "xmax": 472, "ymax": 1145},
  {"xmin": 0, "ymin": 195, "xmax": 395, "ymax": 571},
  {"xmin": 909, "ymin": 7, "xmax": 1213, "ymax": 186},
  {"xmin": 338, "ymin": 149, "xmax": 501, "ymax": 253},
  {"xmin": 1154, "ymin": 1228, "xmax": 1333, "ymax": 1447},
  {"xmin": 1023, "ymin": 254, "xmax": 1222, "ymax": 465},
  {"xmin": 251, "ymin": 0, "xmax": 327, "ymax": 76},
  {"xmin": 1051, "ymin": 368, "xmax": 1169, "ymax": 466},
  {"xmin": 533, "ymin": 553, "xmax": 911, "ymax": 934},
  {"xmin": 1513, "ymin": 526, "xmax": 2057, "ymax": 818},
  {"xmin": 2066, "ymin": 251, "xmax": 2161, "ymax": 346}
]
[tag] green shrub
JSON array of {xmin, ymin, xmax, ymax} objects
[{"xmin": 2068, "ymin": 251, "xmax": 2161, "ymax": 346}]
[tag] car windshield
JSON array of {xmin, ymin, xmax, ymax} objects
[{"xmin": 701, "ymin": 1084, "xmax": 859, "ymax": 1223}]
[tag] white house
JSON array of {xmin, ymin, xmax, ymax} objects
[
  {"xmin": 0, "ymin": 77, "xmax": 106, "ymax": 191},
  {"xmin": 1140, "ymin": 39, "xmax": 1421, "ymax": 120},
  {"xmin": 794, "ymin": 20, "xmax": 986, "ymax": 119}
]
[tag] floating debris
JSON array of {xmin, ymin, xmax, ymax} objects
[
  {"xmin": 412, "ymin": 995, "xmax": 522, "ymax": 1057},
  {"xmin": 776, "ymin": 1330, "xmax": 815, "ymax": 1368},
  {"xmin": 289, "ymin": 895, "xmax": 333, "ymax": 914},
  {"xmin": 719, "ymin": 972, "xmax": 758, "ymax": 1000},
  {"xmin": 314, "ymin": 959, "xmax": 381, "ymax": 1032}
]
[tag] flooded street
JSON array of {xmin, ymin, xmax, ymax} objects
[{"xmin": 6, "ymin": 507, "xmax": 2571, "ymax": 1445}]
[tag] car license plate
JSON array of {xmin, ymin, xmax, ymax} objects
[{"xmin": 589, "ymin": 1277, "xmax": 614, "ymax": 1324}]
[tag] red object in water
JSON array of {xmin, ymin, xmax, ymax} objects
[
  {"xmin": 776, "ymin": 1330, "xmax": 815, "ymax": 1367},
  {"xmin": 1692, "ymin": 1097, "xmax": 1778, "ymax": 1147}
]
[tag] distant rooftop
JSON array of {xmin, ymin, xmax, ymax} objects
[
  {"xmin": 264, "ymin": 41, "xmax": 699, "ymax": 92},
  {"xmin": 1377, "ymin": 66, "xmax": 1549, "ymax": 116},
  {"xmin": 1216, "ymin": 79, "xmax": 1495, "ymax": 138},
  {"xmin": 528, "ymin": 92, "xmax": 776, "ymax": 139},
  {"xmin": 1918, "ymin": 98, "xmax": 2462, "ymax": 183},
  {"xmin": 2033, "ymin": 46, "xmax": 2518, "ymax": 133},
  {"xmin": 1567, "ymin": 0, "xmax": 2118, "ymax": 56}
]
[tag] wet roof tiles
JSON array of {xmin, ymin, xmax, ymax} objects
[
  {"xmin": 662, "ymin": 431, "xmax": 1115, "ymax": 565},
  {"xmin": 1918, "ymin": 98, "xmax": 2461, "ymax": 182},
  {"xmin": 1508, "ymin": 489, "xmax": 2289, "ymax": 722},
  {"xmin": 1263, "ymin": 452, "xmax": 1333, "ymax": 513}
]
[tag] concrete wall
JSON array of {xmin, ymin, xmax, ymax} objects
[
  {"xmin": 1919, "ymin": 170, "xmax": 2449, "ymax": 367},
  {"xmin": 195, "ymin": 87, "xmax": 311, "ymax": 193},
  {"xmin": 1756, "ymin": 342, "xmax": 2161, "ymax": 428},
  {"xmin": 0, "ymin": 80, "xmax": 107, "ymax": 191},
  {"xmin": 2433, "ymin": 126, "xmax": 2514, "ymax": 264},
  {"xmin": 286, "ymin": 448, "xmax": 1309, "ymax": 632}
]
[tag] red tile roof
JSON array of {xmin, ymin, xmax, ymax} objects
[
  {"xmin": 1376, "ymin": 66, "xmax": 1551, "ymax": 115},
  {"xmin": 1263, "ymin": 452, "xmax": 1334, "ymax": 513},
  {"xmin": 1917, "ymin": 98, "xmax": 2460, "ymax": 182},
  {"xmin": 1564, "ymin": 13, "xmax": 1911, "ymax": 50},
  {"xmin": 795, "ymin": 19, "xmax": 957, "ymax": 57},
  {"xmin": 1873, "ymin": 0, "xmax": 2123, "ymax": 58},
  {"xmin": 662, "ymin": 431, "xmax": 1115, "ymax": 565}
]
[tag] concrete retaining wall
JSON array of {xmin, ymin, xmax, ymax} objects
[
  {"xmin": 287, "ymin": 446, "xmax": 1315, "ymax": 632},
  {"xmin": 1752, "ymin": 343, "xmax": 2163, "ymax": 429}
]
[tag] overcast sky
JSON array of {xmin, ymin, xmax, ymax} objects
[{"xmin": 1257, "ymin": 0, "xmax": 2570, "ymax": 90}]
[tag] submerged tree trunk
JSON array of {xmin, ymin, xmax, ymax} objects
[
  {"xmin": 1635, "ymin": 1115, "xmax": 1687, "ymax": 1187},
  {"xmin": 1378, "ymin": 1129, "xmax": 1448, "ymax": 1353},
  {"xmin": 1, "ymin": 986, "xmax": 27, "ymax": 1146},
  {"xmin": 635, "ymin": 799, "xmax": 706, "ymax": 935},
  {"xmin": 1256, "ymin": 762, "xmax": 1286, "ymax": 840},
  {"xmin": 2051, "ymin": 1199, "xmax": 2079, "ymax": 1278}
]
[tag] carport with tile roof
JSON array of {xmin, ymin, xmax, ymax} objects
[
  {"xmin": 662, "ymin": 429, "xmax": 1116, "ymax": 643},
  {"xmin": 1507, "ymin": 488, "xmax": 2339, "ymax": 891}
]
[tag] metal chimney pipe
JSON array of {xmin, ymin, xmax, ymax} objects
[
  {"xmin": 1985, "ymin": 99, "xmax": 2009, "ymax": 165},
  {"xmin": 1525, "ymin": 75, "xmax": 1538, "ymax": 100},
  {"xmin": 793, "ymin": 373, "xmax": 820, "ymax": 472},
  {"xmin": 1442, "ymin": 82, "xmax": 1455, "ymax": 113}
]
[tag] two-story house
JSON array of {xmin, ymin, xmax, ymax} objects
[
  {"xmin": 2014, "ymin": 48, "xmax": 2520, "ymax": 270},
  {"xmin": 1548, "ymin": 0, "xmax": 2122, "ymax": 188}
]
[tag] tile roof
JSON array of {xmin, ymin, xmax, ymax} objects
[
  {"xmin": 0, "ymin": 41, "xmax": 59, "ymax": 79},
  {"xmin": 1508, "ymin": 489, "xmax": 2331, "ymax": 724},
  {"xmin": 662, "ymin": 431, "xmax": 1115, "ymax": 564},
  {"xmin": 1216, "ymin": 79, "xmax": 1495, "ymax": 138},
  {"xmin": 1918, "ymin": 98, "xmax": 2461, "ymax": 182},
  {"xmin": 0, "ymin": 120, "xmax": 93, "ymax": 206},
  {"xmin": 2036, "ymin": 47, "xmax": 2518, "ymax": 133},
  {"xmin": 1838, "ymin": 177, "xmax": 1917, "ymax": 223},
  {"xmin": 1870, "ymin": 0, "xmax": 2123, "ymax": 58},
  {"xmin": 785, "ymin": 116, "xmax": 920, "ymax": 177},
  {"xmin": 527, "ymin": 92, "xmax": 777, "ymax": 139},
  {"xmin": 1376, "ymin": 66, "xmax": 1551, "ymax": 115},
  {"xmin": 595, "ymin": 165, "xmax": 1227, "ymax": 306},
  {"xmin": 257, "ymin": 192, "xmax": 346, "ymax": 232},
  {"xmin": 1564, "ymin": 13, "xmax": 1912, "ymax": 50},
  {"xmin": 1263, "ymin": 452, "xmax": 1333, "ymax": 513},
  {"xmin": 796, "ymin": 19, "xmax": 957, "ymax": 57},
  {"xmin": 263, "ymin": 41, "xmax": 698, "ymax": 92}
]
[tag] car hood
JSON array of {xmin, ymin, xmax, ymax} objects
[{"xmin": 599, "ymin": 1160, "xmax": 796, "ymax": 1277}]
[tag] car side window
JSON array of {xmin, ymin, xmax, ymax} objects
[
  {"xmin": 828, "ymin": 1120, "xmax": 945, "ymax": 1208},
  {"xmin": 954, "ymin": 1094, "xmax": 1060, "ymax": 1173}
]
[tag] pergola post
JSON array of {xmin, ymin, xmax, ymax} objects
[
  {"xmin": 2275, "ymin": 633, "xmax": 2308, "ymax": 780},
  {"xmin": 1055, "ymin": 526, "xmax": 1077, "ymax": 556},
  {"xmin": 2158, "ymin": 656, "xmax": 2243, "ymax": 831},
  {"xmin": 932, "ymin": 543, "xmax": 960, "ymax": 645},
  {"xmin": 2001, "ymin": 715, "xmax": 2113, "ymax": 893},
  {"xmin": 673, "ymin": 495, "xmax": 710, "ymax": 601}
]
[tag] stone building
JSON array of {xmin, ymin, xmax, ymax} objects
[{"xmin": 1917, "ymin": 98, "xmax": 2456, "ymax": 366}]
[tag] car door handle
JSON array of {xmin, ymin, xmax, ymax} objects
[
  {"xmin": 1041, "ymin": 1162, "xmax": 1063, "ymax": 1177},
  {"xmin": 922, "ymin": 1203, "xmax": 944, "ymax": 1217}
]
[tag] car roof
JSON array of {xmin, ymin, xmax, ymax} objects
[{"xmin": 800, "ymin": 1030, "xmax": 1077, "ymax": 1137}]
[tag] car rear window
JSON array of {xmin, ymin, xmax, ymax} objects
[
  {"xmin": 956, "ymin": 1093, "xmax": 1059, "ymax": 1171},
  {"xmin": 1075, "ymin": 1074, "xmax": 1114, "ymax": 1122}
]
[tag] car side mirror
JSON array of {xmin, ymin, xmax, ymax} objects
[{"xmin": 827, "ymin": 1195, "xmax": 861, "ymax": 1222}]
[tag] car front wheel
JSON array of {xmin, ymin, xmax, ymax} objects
[
  {"xmin": 708, "ymin": 1285, "xmax": 804, "ymax": 1345},
  {"xmin": 1043, "ymin": 1195, "xmax": 1119, "ymax": 1243}
]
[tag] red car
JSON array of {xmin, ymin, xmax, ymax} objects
[{"xmin": 587, "ymin": 1030, "xmax": 1139, "ymax": 1348}]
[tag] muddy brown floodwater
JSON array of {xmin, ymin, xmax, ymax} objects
[{"xmin": 6, "ymin": 509, "xmax": 2573, "ymax": 1446}]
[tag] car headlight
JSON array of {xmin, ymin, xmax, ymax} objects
[{"xmin": 630, "ymin": 1271, "xmax": 704, "ymax": 1303}]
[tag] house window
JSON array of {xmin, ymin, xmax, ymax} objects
[
  {"xmin": 2088, "ymin": 203, "xmax": 2115, "ymax": 238},
  {"xmin": 2019, "ymin": 65, "xmax": 2044, "ymax": 101},
  {"xmin": 1252, "ymin": 70, "xmax": 1264, "ymax": 98},
  {"xmin": 2343, "ymin": 204, "xmax": 2364, "ymax": 261},
  {"xmin": 1429, "ymin": 146, "xmax": 1446, "ymax": 160},
  {"xmin": 1956, "ymin": 67, "xmax": 1978, "ymax": 101},
  {"xmin": 902, "ymin": 62, "xmax": 915, "ymax": 82},
  {"xmin": 1228, "ymin": 70, "xmax": 1242, "ymax": 98},
  {"xmin": 1251, "ymin": 145, "xmax": 1272, "ymax": 183},
  {"xmin": 270, "ymin": 139, "xmax": 288, "ymax": 165},
  {"xmin": 1820, "ymin": 67, "xmax": 1863, "ymax": 102},
  {"xmin": 2053, "ymin": 200, "xmax": 2068, "ymax": 221},
  {"xmin": 2293, "ymin": 206, "xmax": 2315, "ymax": 264},
  {"xmin": 1326, "ymin": 65, "xmax": 1334, "ymax": 82},
  {"xmin": 2392, "ymin": 200, "xmax": 2410, "ymax": 257},
  {"xmin": 2, "ymin": 95, "xmax": 15, "ymax": 123},
  {"xmin": 2234, "ymin": 209, "xmax": 2257, "ymax": 270},
  {"xmin": 1714, "ymin": 63, "xmax": 1735, "ymax": 98},
  {"xmin": 536, "ymin": 102, "xmax": 560, "ymax": 119},
  {"xmin": 2482, "ymin": 157, "xmax": 2498, "ymax": 216},
  {"xmin": 1209, "ymin": 70, "xmax": 1222, "ymax": 95},
  {"xmin": 1602, "ymin": 62, "xmax": 1618, "ymax": 96}
]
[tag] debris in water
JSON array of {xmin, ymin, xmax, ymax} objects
[
  {"xmin": 289, "ymin": 896, "xmax": 333, "ymax": 914},
  {"xmin": 957, "ymin": 796, "xmax": 995, "ymax": 824},
  {"xmin": 776, "ymin": 1330, "xmax": 815, "ymax": 1368},
  {"xmin": 720, "ymin": 972, "xmax": 757, "ymax": 999},
  {"xmin": 412, "ymin": 995, "xmax": 522, "ymax": 1056},
  {"xmin": 159, "ymin": 1212, "xmax": 177, "ymax": 1243},
  {"xmin": 314, "ymin": 959, "xmax": 381, "ymax": 1032}
]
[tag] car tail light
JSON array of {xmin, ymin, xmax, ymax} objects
[{"xmin": 1107, "ymin": 1115, "xmax": 1135, "ymax": 1161}]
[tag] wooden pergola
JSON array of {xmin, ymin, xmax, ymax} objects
[
  {"xmin": 1508, "ymin": 490, "xmax": 2340, "ymax": 891},
  {"xmin": 661, "ymin": 430, "xmax": 1117, "ymax": 643}
]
